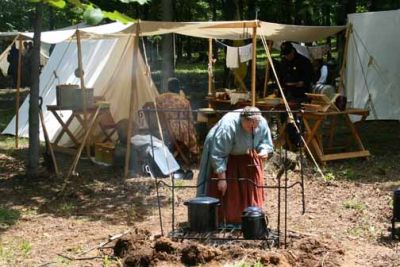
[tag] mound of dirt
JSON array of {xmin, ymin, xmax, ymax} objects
[
  {"xmin": 113, "ymin": 231, "xmax": 346, "ymax": 267},
  {"xmin": 290, "ymin": 237, "xmax": 345, "ymax": 267},
  {"xmin": 181, "ymin": 242, "xmax": 222, "ymax": 266}
]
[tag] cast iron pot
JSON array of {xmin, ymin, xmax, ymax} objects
[
  {"xmin": 241, "ymin": 206, "xmax": 268, "ymax": 239},
  {"xmin": 184, "ymin": 197, "xmax": 220, "ymax": 232}
]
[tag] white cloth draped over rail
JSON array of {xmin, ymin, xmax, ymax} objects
[{"xmin": 225, "ymin": 43, "xmax": 253, "ymax": 68}]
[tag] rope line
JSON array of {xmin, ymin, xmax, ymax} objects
[
  {"xmin": 259, "ymin": 34, "xmax": 325, "ymax": 179},
  {"xmin": 350, "ymin": 31, "xmax": 378, "ymax": 119}
]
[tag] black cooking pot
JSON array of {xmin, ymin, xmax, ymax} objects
[
  {"xmin": 184, "ymin": 197, "xmax": 220, "ymax": 232},
  {"xmin": 241, "ymin": 206, "xmax": 268, "ymax": 239}
]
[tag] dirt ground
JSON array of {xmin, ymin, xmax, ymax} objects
[{"xmin": 1, "ymin": 105, "xmax": 400, "ymax": 266}]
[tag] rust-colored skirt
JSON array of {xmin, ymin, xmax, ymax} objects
[{"xmin": 207, "ymin": 151, "xmax": 265, "ymax": 224}]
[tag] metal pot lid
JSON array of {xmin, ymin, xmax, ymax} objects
[
  {"xmin": 184, "ymin": 197, "xmax": 220, "ymax": 205},
  {"xmin": 242, "ymin": 206, "xmax": 264, "ymax": 217}
]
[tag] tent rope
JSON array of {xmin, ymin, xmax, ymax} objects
[
  {"xmin": 259, "ymin": 34, "xmax": 325, "ymax": 179},
  {"xmin": 352, "ymin": 28, "xmax": 391, "ymax": 85},
  {"xmin": 350, "ymin": 31, "xmax": 378, "ymax": 119},
  {"xmin": 41, "ymin": 38, "xmax": 73, "ymax": 101}
]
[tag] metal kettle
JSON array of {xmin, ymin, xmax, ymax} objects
[{"xmin": 241, "ymin": 206, "xmax": 268, "ymax": 239}]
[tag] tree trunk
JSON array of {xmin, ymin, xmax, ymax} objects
[
  {"xmin": 161, "ymin": 0, "xmax": 174, "ymax": 92},
  {"xmin": 27, "ymin": 2, "xmax": 42, "ymax": 178}
]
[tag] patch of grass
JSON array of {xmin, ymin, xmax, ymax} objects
[
  {"xmin": 0, "ymin": 136, "xmax": 29, "ymax": 151},
  {"xmin": 103, "ymin": 255, "xmax": 121, "ymax": 267},
  {"xmin": 56, "ymin": 202, "xmax": 76, "ymax": 217},
  {"xmin": 343, "ymin": 199, "xmax": 366, "ymax": 211},
  {"xmin": 173, "ymin": 179, "xmax": 185, "ymax": 188},
  {"xmin": 55, "ymin": 255, "xmax": 72, "ymax": 266},
  {"xmin": 0, "ymin": 238, "xmax": 31, "ymax": 264},
  {"xmin": 347, "ymin": 217, "xmax": 379, "ymax": 240},
  {"xmin": 341, "ymin": 168, "xmax": 358, "ymax": 180},
  {"xmin": 323, "ymin": 172, "xmax": 336, "ymax": 182},
  {"xmin": 348, "ymin": 226, "xmax": 364, "ymax": 237},
  {"xmin": 0, "ymin": 207, "xmax": 20, "ymax": 227},
  {"xmin": 20, "ymin": 240, "xmax": 31, "ymax": 257},
  {"xmin": 0, "ymin": 242, "xmax": 13, "ymax": 264}
]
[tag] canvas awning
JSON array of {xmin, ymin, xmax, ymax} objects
[{"xmin": 0, "ymin": 20, "xmax": 346, "ymax": 44}]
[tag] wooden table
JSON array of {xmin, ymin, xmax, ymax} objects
[
  {"xmin": 47, "ymin": 104, "xmax": 110, "ymax": 154},
  {"xmin": 302, "ymin": 108, "xmax": 370, "ymax": 163}
]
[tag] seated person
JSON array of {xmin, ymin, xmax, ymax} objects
[
  {"xmin": 279, "ymin": 42, "xmax": 314, "ymax": 105},
  {"xmin": 196, "ymin": 106, "xmax": 273, "ymax": 224},
  {"xmin": 312, "ymin": 58, "xmax": 336, "ymax": 99},
  {"xmin": 313, "ymin": 58, "xmax": 328, "ymax": 87},
  {"xmin": 155, "ymin": 78, "xmax": 199, "ymax": 161}
]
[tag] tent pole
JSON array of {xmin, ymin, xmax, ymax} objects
[
  {"xmin": 251, "ymin": 22, "xmax": 258, "ymax": 106},
  {"xmin": 338, "ymin": 24, "xmax": 351, "ymax": 95},
  {"xmin": 76, "ymin": 29, "xmax": 90, "ymax": 158},
  {"xmin": 124, "ymin": 23, "xmax": 141, "ymax": 179},
  {"xmin": 15, "ymin": 36, "xmax": 23, "ymax": 148},
  {"xmin": 263, "ymin": 40, "xmax": 273, "ymax": 98},
  {"xmin": 208, "ymin": 38, "xmax": 213, "ymax": 97}
]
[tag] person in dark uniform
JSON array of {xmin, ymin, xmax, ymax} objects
[{"xmin": 279, "ymin": 42, "xmax": 314, "ymax": 104}]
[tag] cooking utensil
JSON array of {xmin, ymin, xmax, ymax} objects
[
  {"xmin": 241, "ymin": 206, "xmax": 268, "ymax": 239},
  {"xmin": 184, "ymin": 197, "xmax": 220, "ymax": 232}
]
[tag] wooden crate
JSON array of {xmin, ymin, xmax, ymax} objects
[{"xmin": 56, "ymin": 84, "xmax": 94, "ymax": 109}]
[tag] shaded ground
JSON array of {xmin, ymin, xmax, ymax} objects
[{"xmin": 1, "ymin": 88, "xmax": 400, "ymax": 266}]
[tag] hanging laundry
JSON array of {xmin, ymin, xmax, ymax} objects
[
  {"xmin": 226, "ymin": 46, "xmax": 239, "ymax": 69},
  {"xmin": 239, "ymin": 43, "xmax": 253, "ymax": 63}
]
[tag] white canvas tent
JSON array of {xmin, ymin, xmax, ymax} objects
[
  {"xmin": 2, "ymin": 20, "xmax": 346, "ymax": 144},
  {"xmin": 345, "ymin": 9, "xmax": 400, "ymax": 120},
  {"xmin": 2, "ymin": 31, "xmax": 159, "ymax": 145}
]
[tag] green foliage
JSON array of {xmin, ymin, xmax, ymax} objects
[
  {"xmin": 341, "ymin": 168, "xmax": 358, "ymax": 180},
  {"xmin": 120, "ymin": 0, "xmax": 149, "ymax": 4},
  {"xmin": 0, "ymin": 207, "xmax": 20, "ymax": 227},
  {"xmin": 56, "ymin": 202, "xmax": 76, "ymax": 216},
  {"xmin": 27, "ymin": 0, "xmax": 148, "ymax": 26},
  {"xmin": 20, "ymin": 240, "xmax": 32, "ymax": 257},
  {"xmin": 343, "ymin": 199, "xmax": 366, "ymax": 211},
  {"xmin": 323, "ymin": 171, "xmax": 336, "ymax": 182},
  {"xmin": 34, "ymin": 0, "xmax": 66, "ymax": 9},
  {"xmin": 83, "ymin": 6, "xmax": 104, "ymax": 25},
  {"xmin": 103, "ymin": 10, "xmax": 135, "ymax": 24}
]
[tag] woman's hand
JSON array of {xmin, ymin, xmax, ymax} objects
[{"xmin": 217, "ymin": 172, "xmax": 227, "ymax": 196}]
